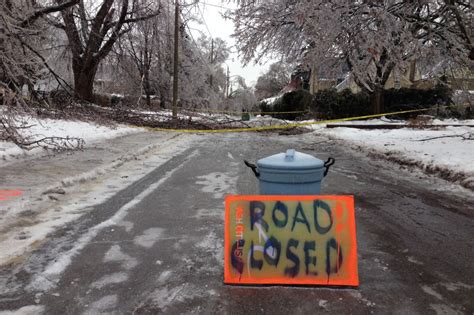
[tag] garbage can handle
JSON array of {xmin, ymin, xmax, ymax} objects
[
  {"xmin": 323, "ymin": 157, "xmax": 335, "ymax": 177},
  {"xmin": 285, "ymin": 149, "xmax": 295, "ymax": 161},
  {"xmin": 244, "ymin": 160, "xmax": 260, "ymax": 178}
]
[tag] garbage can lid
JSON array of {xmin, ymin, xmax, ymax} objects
[{"xmin": 257, "ymin": 149, "xmax": 324, "ymax": 170}]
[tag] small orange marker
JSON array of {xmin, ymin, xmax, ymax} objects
[{"xmin": 0, "ymin": 190, "xmax": 23, "ymax": 201}]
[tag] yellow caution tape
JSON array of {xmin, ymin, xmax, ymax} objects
[{"xmin": 146, "ymin": 104, "xmax": 469, "ymax": 133}]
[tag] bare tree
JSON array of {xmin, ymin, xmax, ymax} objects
[
  {"xmin": 1, "ymin": 0, "xmax": 77, "ymax": 94},
  {"xmin": 1, "ymin": 0, "xmax": 82, "ymax": 148},
  {"xmin": 254, "ymin": 61, "xmax": 292, "ymax": 100},
  {"xmin": 116, "ymin": 12, "xmax": 159, "ymax": 107},
  {"xmin": 51, "ymin": 0, "xmax": 161, "ymax": 102}
]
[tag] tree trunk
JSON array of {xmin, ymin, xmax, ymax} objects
[
  {"xmin": 409, "ymin": 59, "xmax": 416, "ymax": 83},
  {"xmin": 73, "ymin": 62, "xmax": 98, "ymax": 102},
  {"xmin": 371, "ymin": 87, "xmax": 384, "ymax": 114},
  {"xmin": 160, "ymin": 95, "xmax": 166, "ymax": 109},
  {"xmin": 143, "ymin": 69, "xmax": 152, "ymax": 108}
]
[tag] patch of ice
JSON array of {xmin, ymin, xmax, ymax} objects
[
  {"xmin": 196, "ymin": 231, "xmax": 223, "ymax": 266},
  {"xmin": 0, "ymin": 305, "xmax": 45, "ymax": 315},
  {"xmin": 84, "ymin": 295, "xmax": 118, "ymax": 315},
  {"xmin": 192, "ymin": 208, "xmax": 223, "ymax": 219},
  {"xmin": 152, "ymin": 286, "xmax": 186, "ymax": 310},
  {"xmin": 440, "ymin": 282, "xmax": 474, "ymax": 292},
  {"xmin": 134, "ymin": 228, "xmax": 165, "ymax": 248},
  {"xmin": 429, "ymin": 304, "xmax": 462, "ymax": 315},
  {"xmin": 407, "ymin": 256, "xmax": 424, "ymax": 265},
  {"xmin": 103, "ymin": 245, "xmax": 138, "ymax": 270},
  {"xmin": 157, "ymin": 270, "xmax": 173, "ymax": 284},
  {"xmin": 117, "ymin": 221, "xmax": 134, "ymax": 233},
  {"xmin": 421, "ymin": 285, "xmax": 443, "ymax": 300},
  {"xmin": 149, "ymin": 283, "xmax": 209, "ymax": 311},
  {"xmin": 91, "ymin": 272, "xmax": 128, "ymax": 289},
  {"xmin": 318, "ymin": 300, "xmax": 328, "ymax": 309},
  {"xmin": 195, "ymin": 172, "xmax": 235, "ymax": 199}
]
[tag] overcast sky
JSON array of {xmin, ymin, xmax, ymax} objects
[{"xmin": 187, "ymin": 0, "xmax": 271, "ymax": 87}]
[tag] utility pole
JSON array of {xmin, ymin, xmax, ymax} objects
[
  {"xmin": 209, "ymin": 38, "xmax": 214, "ymax": 88},
  {"xmin": 172, "ymin": 0, "xmax": 179, "ymax": 122}
]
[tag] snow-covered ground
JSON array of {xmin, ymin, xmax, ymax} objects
[
  {"xmin": 317, "ymin": 122, "xmax": 474, "ymax": 189},
  {"xmin": 0, "ymin": 117, "xmax": 141, "ymax": 163},
  {"xmin": 320, "ymin": 117, "xmax": 474, "ymax": 126},
  {"xmin": 0, "ymin": 131, "xmax": 197, "ymax": 266},
  {"xmin": 0, "ymin": 110, "xmax": 290, "ymax": 165}
]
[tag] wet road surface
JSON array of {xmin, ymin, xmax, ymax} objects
[{"xmin": 0, "ymin": 132, "xmax": 473, "ymax": 314}]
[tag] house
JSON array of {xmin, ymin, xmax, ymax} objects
[
  {"xmin": 333, "ymin": 60, "xmax": 473, "ymax": 97},
  {"xmin": 334, "ymin": 61, "xmax": 422, "ymax": 93},
  {"xmin": 280, "ymin": 64, "xmax": 312, "ymax": 93}
]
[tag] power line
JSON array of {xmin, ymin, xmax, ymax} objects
[
  {"xmin": 196, "ymin": 3, "xmax": 218, "ymax": 87},
  {"xmin": 180, "ymin": 12, "xmax": 213, "ymax": 72},
  {"xmin": 197, "ymin": 2, "xmax": 213, "ymax": 39},
  {"xmin": 199, "ymin": 1, "xmax": 236, "ymax": 11}
]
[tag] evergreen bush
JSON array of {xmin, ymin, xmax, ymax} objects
[
  {"xmin": 311, "ymin": 85, "xmax": 453, "ymax": 119},
  {"xmin": 273, "ymin": 90, "xmax": 312, "ymax": 120}
]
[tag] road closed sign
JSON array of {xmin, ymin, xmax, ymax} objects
[{"xmin": 224, "ymin": 195, "xmax": 358, "ymax": 286}]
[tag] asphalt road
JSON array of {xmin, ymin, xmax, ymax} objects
[{"xmin": 1, "ymin": 132, "xmax": 473, "ymax": 314}]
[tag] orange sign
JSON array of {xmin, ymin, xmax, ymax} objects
[{"xmin": 224, "ymin": 195, "xmax": 358, "ymax": 286}]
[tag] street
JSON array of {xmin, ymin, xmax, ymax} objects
[{"xmin": 0, "ymin": 132, "xmax": 473, "ymax": 314}]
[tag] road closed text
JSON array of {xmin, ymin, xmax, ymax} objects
[{"xmin": 224, "ymin": 195, "xmax": 358, "ymax": 286}]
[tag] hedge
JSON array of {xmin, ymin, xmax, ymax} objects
[
  {"xmin": 258, "ymin": 84, "xmax": 455, "ymax": 121},
  {"xmin": 312, "ymin": 85, "xmax": 453, "ymax": 119},
  {"xmin": 259, "ymin": 90, "xmax": 312, "ymax": 120}
]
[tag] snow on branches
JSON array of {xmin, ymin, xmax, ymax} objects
[
  {"xmin": 0, "ymin": 0, "xmax": 82, "ymax": 150},
  {"xmin": 232, "ymin": 0, "xmax": 472, "ymax": 113}
]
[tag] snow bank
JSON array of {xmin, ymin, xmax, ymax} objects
[
  {"xmin": 320, "ymin": 125, "xmax": 474, "ymax": 189},
  {"xmin": 322, "ymin": 117, "xmax": 474, "ymax": 126},
  {"xmin": 0, "ymin": 117, "xmax": 141, "ymax": 163}
]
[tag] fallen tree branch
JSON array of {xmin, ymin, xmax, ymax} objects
[
  {"xmin": 11, "ymin": 136, "xmax": 85, "ymax": 151},
  {"xmin": 1, "ymin": 108, "xmax": 84, "ymax": 152},
  {"xmin": 416, "ymin": 132, "xmax": 473, "ymax": 141}
]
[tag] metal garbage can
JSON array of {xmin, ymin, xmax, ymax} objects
[{"xmin": 244, "ymin": 149, "xmax": 335, "ymax": 195}]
